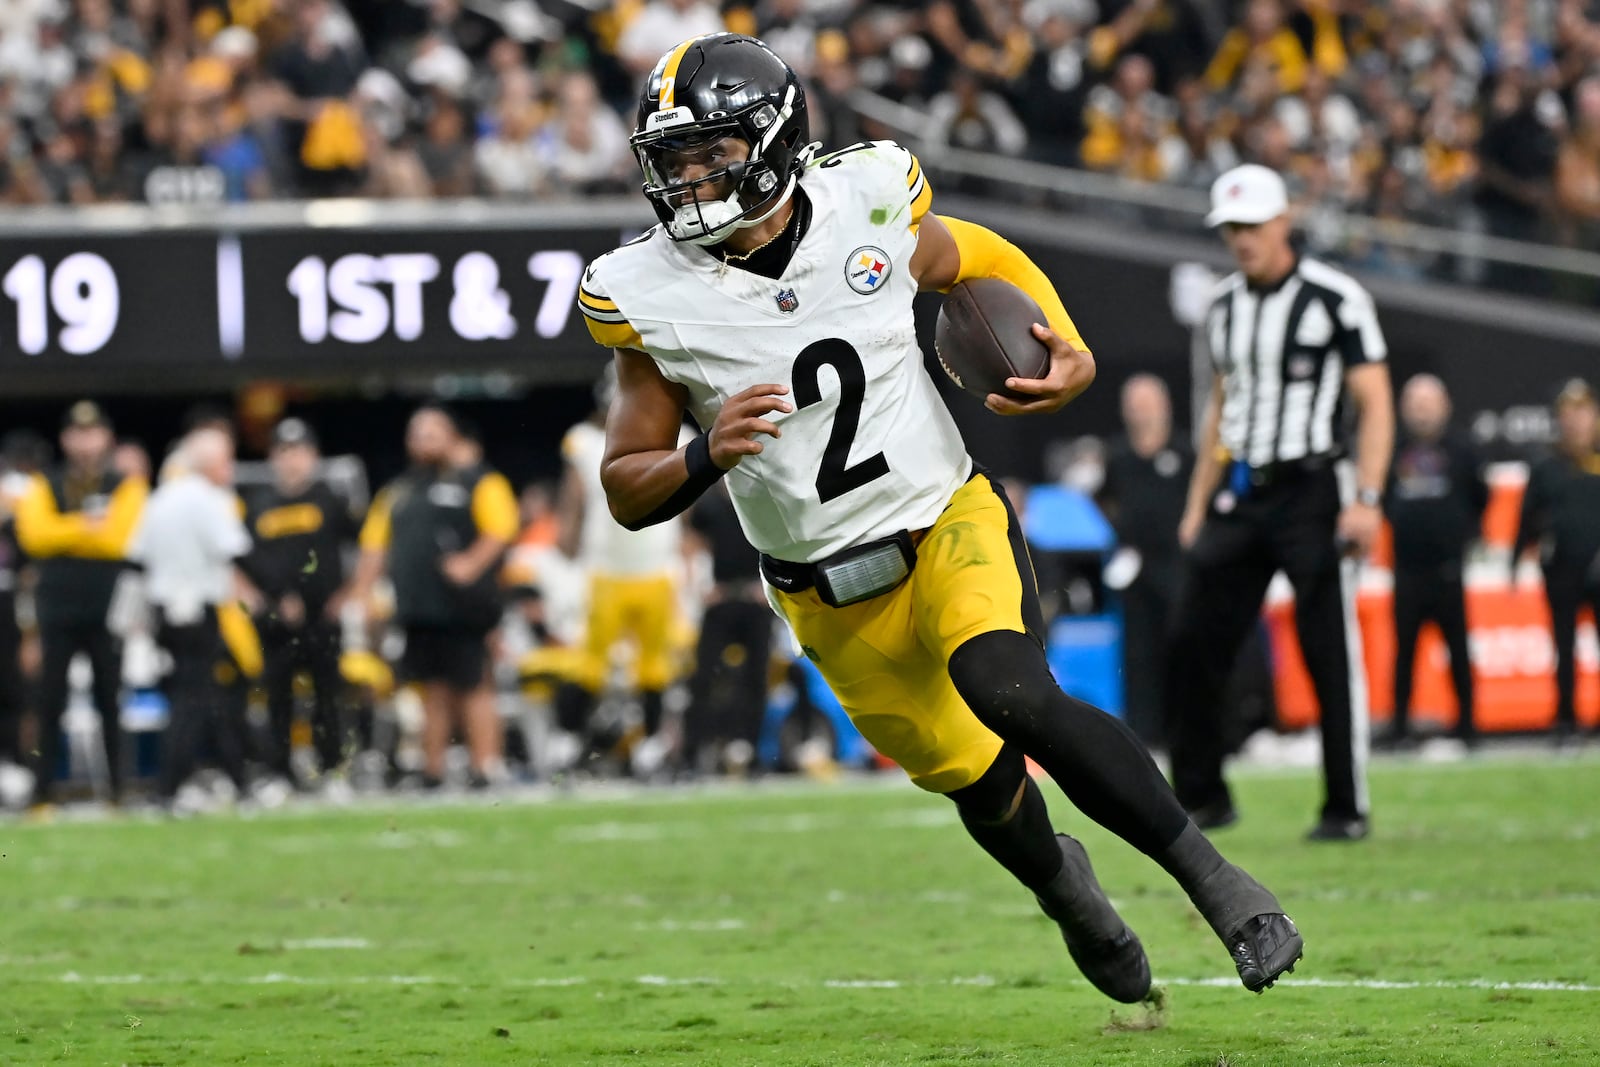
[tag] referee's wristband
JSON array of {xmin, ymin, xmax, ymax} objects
[{"xmin": 617, "ymin": 434, "xmax": 727, "ymax": 531}]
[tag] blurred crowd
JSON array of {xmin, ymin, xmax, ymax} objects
[{"xmin": 3, "ymin": 0, "xmax": 1599, "ymax": 262}]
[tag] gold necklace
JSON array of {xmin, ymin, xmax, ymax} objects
[{"xmin": 720, "ymin": 208, "xmax": 793, "ymax": 267}]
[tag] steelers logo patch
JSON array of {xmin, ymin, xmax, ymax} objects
[{"xmin": 845, "ymin": 246, "xmax": 892, "ymax": 294}]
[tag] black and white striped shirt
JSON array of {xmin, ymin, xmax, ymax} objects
[{"xmin": 1201, "ymin": 257, "xmax": 1387, "ymax": 468}]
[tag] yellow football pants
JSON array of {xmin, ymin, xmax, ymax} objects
[
  {"xmin": 582, "ymin": 573, "xmax": 680, "ymax": 692},
  {"xmin": 769, "ymin": 473, "xmax": 1039, "ymax": 793}
]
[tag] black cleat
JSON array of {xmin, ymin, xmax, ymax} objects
[
  {"xmin": 1306, "ymin": 816, "xmax": 1369, "ymax": 842},
  {"xmin": 1036, "ymin": 835, "xmax": 1152, "ymax": 1004},
  {"xmin": 1183, "ymin": 851, "xmax": 1304, "ymax": 994},
  {"xmin": 1229, "ymin": 913, "xmax": 1303, "ymax": 993}
]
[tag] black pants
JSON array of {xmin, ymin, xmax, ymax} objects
[
  {"xmin": 1121, "ymin": 558, "xmax": 1180, "ymax": 747},
  {"xmin": 34, "ymin": 619, "xmax": 123, "ymax": 804},
  {"xmin": 1168, "ymin": 466, "xmax": 1368, "ymax": 821},
  {"xmin": 1544, "ymin": 563, "xmax": 1600, "ymax": 730},
  {"xmin": 685, "ymin": 595, "xmax": 773, "ymax": 758},
  {"xmin": 158, "ymin": 608, "xmax": 249, "ymax": 799},
  {"xmin": 260, "ymin": 616, "xmax": 346, "ymax": 778},
  {"xmin": 0, "ymin": 592, "xmax": 24, "ymax": 764},
  {"xmin": 1392, "ymin": 563, "xmax": 1475, "ymax": 738}
]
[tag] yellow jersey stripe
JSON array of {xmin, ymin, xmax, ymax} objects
[
  {"xmin": 578, "ymin": 289, "xmax": 619, "ymax": 311},
  {"xmin": 910, "ymin": 175, "xmax": 933, "ymax": 226},
  {"xmin": 906, "ymin": 156, "xmax": 922, "ymax": 190},
  {"xmin": 586, "ymin": 318, "xmax": 645, "ymax": 351},
  {"xmin": 579, "ymin": 303, "xmax": 629, "ymax": 324},
  {"xmin": 658, "ymin": 36, "xmax": 700, "ymax": 109}
]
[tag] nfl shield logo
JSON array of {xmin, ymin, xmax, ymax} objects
[{"xmin": 775, "ymin": 288, "xmax": 799, "ymax": 314}]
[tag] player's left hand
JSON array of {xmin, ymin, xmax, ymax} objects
[
  {"xmin": 986, "ymin": 324, "xmax": 1096, "ymax": 416},
  {"xmin": 1336, "ymin": 502, "xmax": 1382, "ymax": 559}
]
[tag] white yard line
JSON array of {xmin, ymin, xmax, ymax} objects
[
  {"xmin": 632, "ymin": 919, "xmax": 746, "ymax": 932},
  {"xmin": 41, "ymin": 972, "xmax": 1600, "ymax": 993},
  {"xmin": 280, "ymin": 938, "xmax": 372, "ymax": 950}
]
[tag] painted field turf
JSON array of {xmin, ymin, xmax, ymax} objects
[{"xmin": 2, "ymin": 756, "xmax": 1597, "ymax": 1065}]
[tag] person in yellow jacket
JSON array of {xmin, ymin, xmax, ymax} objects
[{"xmin": 14, "ymin": 401, "xmax": 147, "ymax": 809}]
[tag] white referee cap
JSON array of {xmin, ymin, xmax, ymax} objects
[{"xmin": 1206, "ymin": 164, "xmax": 1289, "ymax": 228}]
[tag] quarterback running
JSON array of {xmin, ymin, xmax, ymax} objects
[{"xmin": 579, "ymin": 32, "xmax": 1302, "ymax": 1001}]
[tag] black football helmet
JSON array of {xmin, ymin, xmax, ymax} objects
[{"xmin": 631, "ymin": 33, "xmax": 812, "ymax": 245}]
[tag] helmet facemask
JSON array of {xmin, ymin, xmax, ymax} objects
[{"xmin": 633, "ymin": 87, "xmax": 806, "ymax": 245}]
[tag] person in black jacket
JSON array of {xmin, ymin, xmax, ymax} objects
[
  {"xmin": 241, "ymin": 418, "xmax": 358, "ymax": 786},
  {"xmin": 1514, "ymin": 379, "xmax": 1600, "ymax": 743},
  {"xmin": 349, "ymin": 405, "xmax": 519, "ymax": 788},
  {"xmin": 14, "ymin": 402, "xmax": 148, "ymax": 811},
  {"xmin": 1383, "ymin": 375, "xmax": 1488, "ymax": 748},
  {"xmin": 1097, "ymin": 375, "xmax": 1193, "ymax": 747}
]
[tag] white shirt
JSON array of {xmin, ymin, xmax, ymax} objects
[
  {"xmin": 581, "ymin": 141, "xmax": 969, "ymax": 564},
  {"xmin": 563, "ymin": 420, "xmax": 687, "ymax": 577},
  {"xmin": 130, "ymin": 475, "xmax": 251, "ymax": 624},
  {"xmin": 541, "ymin": 107, "xmax": 632, "ymax": 191},
  {"xmin": 617, "ymin": 2, "xmax": 723, "ymax": 74}
]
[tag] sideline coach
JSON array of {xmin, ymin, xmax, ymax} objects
[{"xmin": 1168, "ymin": 164, "xmax": 1394, "ymax": 842}]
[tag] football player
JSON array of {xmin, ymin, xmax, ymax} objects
[
  {"xmin": 559, "ymin": 366, "xmax": 692, "ymax": 773},
  {"xmin": 579, "ymin": 33, "xmax": 1302, "ymax": 1000}
]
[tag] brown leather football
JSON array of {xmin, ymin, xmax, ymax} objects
[{"xmin": 934, "ymin": 278, "xmax": 1052, "ymax": 401}]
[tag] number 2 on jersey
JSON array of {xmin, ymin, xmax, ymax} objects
[{"xmin": 792, "ymin": 339, "xmax": 890, "ymax": 504}]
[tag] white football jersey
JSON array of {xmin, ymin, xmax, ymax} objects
[
  {"xmin": 580, "ymin": 141, "xmax": 970, "ymax": 564},
  {"xmin": 562, "ymin": 419, "xmax": 686, "ymax": 577}
]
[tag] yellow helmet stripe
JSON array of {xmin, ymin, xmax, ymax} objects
[{"xmin": 657, "ymin": 36, "xmax": 702, "ymax": 110}]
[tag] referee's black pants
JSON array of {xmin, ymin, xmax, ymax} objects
[
  {"xmin": 1167, "ymin": 466, "xmax": 1369, "ymax": 822},
  {"xmin": 33, "ymin": 619, "xmax": 123, "ymax": 805},
  {"xmin": 158, "ymin": 607, "xmax": 249, "ymax": 799},
  {"xmin": 1543, "ymin": 562, "xmax": 1600, "ymax": 732},
  {"xmin": 259, "ymin": 615, "xmax": 346, "ymax": 779},
  {"xmin": 1392, "ymin": 562, "xmax": 1475, "ymax": 739}
]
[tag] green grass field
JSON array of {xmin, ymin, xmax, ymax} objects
[{"xmin": 2, "ymin": 755, "xmax": 1598, "ymax": 1066}]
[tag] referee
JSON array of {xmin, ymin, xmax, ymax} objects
[{"xmin": 1168, "ymin": 164, "xmax": 1394, "ymax": 842}]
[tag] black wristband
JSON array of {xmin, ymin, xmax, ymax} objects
[
  {"xmin": 683, "ymin": 432, "xmax": 727, "ymax": 486},
  {"xmin": 619, "ymin": 434, "xmax": 728, "ymax": 531}
]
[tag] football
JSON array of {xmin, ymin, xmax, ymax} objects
[{"xmin": 933, "ymin": 278, "xmax": 1053, "ymax": 401}]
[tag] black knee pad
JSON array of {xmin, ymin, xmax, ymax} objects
[{"xmin": 945, "ymin": 742, "xmax": 1028, "ymax": 821}]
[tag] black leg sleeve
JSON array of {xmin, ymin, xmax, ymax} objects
[
  {"xmin": 947, "ymin": 630, "xmax": 1189, "ymax": 858},
  {"xmin": 945, "ymin": 743, "xmax": 1064, "ymax": 891}
]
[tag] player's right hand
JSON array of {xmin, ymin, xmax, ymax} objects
[{"xmin": 709, "ymin": 384, "xmax": 792, "ymax": 470}]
